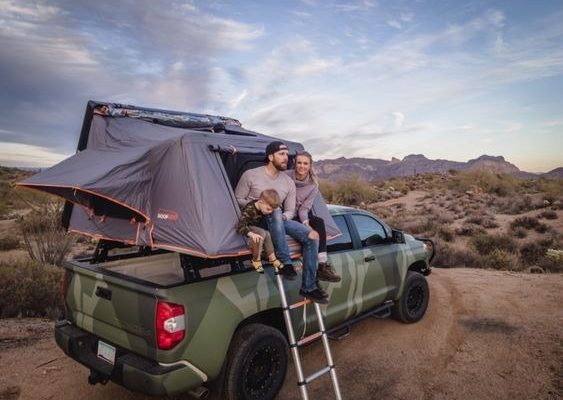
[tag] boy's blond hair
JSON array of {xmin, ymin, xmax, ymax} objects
[{"xmin": 260, "ymin": 189, "xmax": 280, "ymax": 208}]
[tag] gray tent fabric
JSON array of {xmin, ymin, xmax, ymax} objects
[{"xmin": 18, "ymin": 106, "xmax": 340, "ymax": 258}]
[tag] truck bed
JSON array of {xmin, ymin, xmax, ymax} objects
[{"xmin": 98, "ymin": 252, "xmax": 185, "ymax": 286}]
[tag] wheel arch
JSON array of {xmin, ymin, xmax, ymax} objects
[
  {"xmin": 236, "ymin": 307, "xmax": 286, "ymax": 338},
  {"xmin": 408, "ymin": 259, "xmax": 431, "ymax": 276}
]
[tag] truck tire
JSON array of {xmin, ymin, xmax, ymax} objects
[
  {"xmin": 224, "ymin": 323, "xmax": 288, "ymax": 400},
  {"xmin": 392, "ymin": 271, "xmax": 429, "ymax": 323}
]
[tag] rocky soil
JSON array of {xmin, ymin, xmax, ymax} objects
[{"xmin": 1, "ymin": 268, "xmax": 561, "ymax": 400}]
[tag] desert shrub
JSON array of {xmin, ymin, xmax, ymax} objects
[
  {"xmin": 0, "ymin": 236, "xmax": 20, "ymax": 251},
  {"xmin": 510, "ymin": 216, "xmax": 549, "ymax": 233},
  {"xmin": 471, "ymin": 233, "xmax": 518, "ymax": 255},
  {"xmin": 401, "ymin": 218, "xmax": 436, "ymax": 235},
  {"xmin": 512, "ymin": 227, "xmax": 527, "ymax": 238},
  {"xmin": 538, "ymin": 210, "xmax": 557, "ymax": 220},
  {"xmin": 482, "ymin": 218, "xmax": 499, "ymax": 229},
  {"xmin": 387, "ymin": 178, "xmax": 410, "ymax": 195},
  {"xmin": 437, "ymin": 226, "xmax": 455, "ymax": 242},
  {"xmin": 539, "ymin": 249, "xmax": 563, "ymax": 273},
  {"xmin": 545, "ymin": 249, "xmax": 563, "ymax": 266},
  {"xmin": 488, "ymin": 249, "xmax": 521, "ymax": 270},
  {"xmin": 433, "ymin": 243, "xmax": 482, "ymax": 268},
  {"xmin": 455, "ymin": 224, "xmax": 486, "ymax": 237},
  {"xmin": 536, "ymin": 179, "xmax": 563, "ymax": 202},
  {"xmin": 510, "ymin": 216, "xmax": 539, "ymax": 230},
  {"xmin": 465, "ymin": 214, "xmax": 497, "ymax": 229},
  {"xmin": 19, "ymin": 203, "xmax": 74, "ymax": 266},
  {"xmin": 447, "ymin": 170, "xmax": 518, "ymax": 197},
  {"xmin": 319, "ymin": 177, "xmax": 379, "ymax": 206},
  {"xmin": 465, "ymin": 215, "xmax": 484, "ymax": 225},
  {"xmin": 520, "ymin": 242, "xmax": 545, "ymax": 265},
  {"xmin": 0, "ymin": 259, "xmax": 63, "ymax": 318},
  {"xmin": 0, "ymin": 168, "xmax": 50, "ymax": 217},
  {"xmin": 496, "ymin": 195, "xmax": 536, "ymax": 215}
]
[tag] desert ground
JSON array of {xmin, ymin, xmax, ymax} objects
[
  {"xmin": 1, "ymin": 268, "xmax": 562, "ymax": 400},
  {"xmin": 1, "ymin": 168, "xmax": 562, "ymax": 400}
]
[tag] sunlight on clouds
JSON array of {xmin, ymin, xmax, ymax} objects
[
  {"xmin": 0, "ymin": 142, "xmax": 68, "ymax": 167},
  {"xmin": 229, "ymin": 89, "xmax": 248, "ymax": 111}
]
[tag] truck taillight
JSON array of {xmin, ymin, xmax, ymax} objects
[{"xmin": 156, "ymin": 301, "xmax": 185, "ymax": 350}]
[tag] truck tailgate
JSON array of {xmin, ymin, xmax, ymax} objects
[{"xmin": 66, "ymin": 260, "xmax": 159, "ymax": 359}]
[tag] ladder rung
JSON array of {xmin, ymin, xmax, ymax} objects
[
  {"xmin": 296, "ymin": 331, "xmax": 322, "ymax": 347},
  {"xmin": 300, "ymin": 365, "xmax": 334, "ymax": 385},
  {"xmin": 288, "ymin": 298, "xmax": 312, "ymax": 310}
]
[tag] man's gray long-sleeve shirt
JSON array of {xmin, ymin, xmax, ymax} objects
[{"xmin": 235, "ymin": 166, "xmax": 296, "ymax": 221}]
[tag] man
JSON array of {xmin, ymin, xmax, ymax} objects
[{"xmin": 235, "ymin": 141, "xmax": 327, "ymax": 304}]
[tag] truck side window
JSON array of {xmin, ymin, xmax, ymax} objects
[
  {"xmin": 351, "ymin": 214, "xmax": 387, "ymax": 247},
  {"xmin": 327, "ymin": 215, "xmax": 353, "ymax": 252}
]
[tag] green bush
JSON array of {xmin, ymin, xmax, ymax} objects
[
  {"xmin": 0, "ymin": 259, "xmax": 63, "ymax": 318},
  {"xmin": 447, "ymin": 170, "xmax": 518, "ymax": 197},
  {"xmin": 471, "ymin": 233, "xmax": 518, "ymax": 255},
  {"xmin": 319, "ymin": 177, "xmax": 379, "ymax": 206}
]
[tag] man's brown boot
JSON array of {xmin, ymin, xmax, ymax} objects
[{"xmin": 317, "ymin": 263, "xmax": 341, "ymax": 282}]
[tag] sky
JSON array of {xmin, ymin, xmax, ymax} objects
[{"xmin": 0, "ymin": 0, "xmax": 562, "ymax": 172}]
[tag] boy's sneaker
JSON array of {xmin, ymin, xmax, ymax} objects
[
  {"xmin": 299, "ymin": 288, "xmax": 329, "ymax": 304},
  {"xmin": 280, "ymin": 264, "xmax": 297, "ymax": 280},
  {"xmin": 316, "ymin": 282, "xmax": 329, "ymax": 298}
]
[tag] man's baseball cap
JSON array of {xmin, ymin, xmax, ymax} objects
[{"xmin": 266, "ymin": 141, "xmax": 288, "ymax": 156}]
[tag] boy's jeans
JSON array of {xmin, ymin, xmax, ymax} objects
[{"xmin": 264, "ymin": 208, "xmax": 319, "ymax": 292}]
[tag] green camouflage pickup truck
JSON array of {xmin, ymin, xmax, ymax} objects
[{"xmin": 55, "ymin": 205, "xmax": 434, "ymax": 400}]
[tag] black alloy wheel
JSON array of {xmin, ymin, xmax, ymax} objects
[
  {"xmin": 392, "ymin": 271, "xmax": 430, "ymax": 323},
  {"xmin": 224, "ymin": 323, "xmax": 289, "ymax": 400}
]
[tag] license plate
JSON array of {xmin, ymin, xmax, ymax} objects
[{"xmin": 97, "ymin": 340, "xmax": 116, "ymax": 365}]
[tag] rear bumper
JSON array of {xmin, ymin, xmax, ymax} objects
[{"xmin": 55, "ymin": 320, "xmax": 204, "ymax": 396}]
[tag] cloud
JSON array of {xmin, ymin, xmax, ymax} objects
[
  {"xmin": 0, "ymin": 142, "xmax": 68, "ymax": 167},
  {"xmin": 387, "ymin": 20, "xmax": 403, "ymax": 30},
  {"xmin": 291, "ymin": 10, "xmax": 312, "ymax": 18},
  {"xmin": 0, "ymin": 0, "xmax": 262, "ymax": 156},
  {"xmin": 392, "ymin": 112, "xmax": 405, "ymax": 128},
  {"xmin": 330, "ymin": 1, "xmax": 376, "ymax": 13}
]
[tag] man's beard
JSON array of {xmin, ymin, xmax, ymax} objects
[{"xmin": 272, "ymin": 159, "xmax": 287, "ymax": 171}]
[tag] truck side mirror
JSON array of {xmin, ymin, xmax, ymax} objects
[{"xmin": 392, "ymin": 230, "xmax": 405, "ymax": 244}]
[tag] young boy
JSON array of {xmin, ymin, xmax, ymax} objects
[{"xmin": 237, "ymin": 189, "xmax": 284, "ymax": 273}]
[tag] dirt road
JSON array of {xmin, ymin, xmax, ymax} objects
[{"xmin": 1, "ymin": 268, "xmax": 562, "ymax": 400}]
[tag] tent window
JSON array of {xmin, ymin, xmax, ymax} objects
[{"xmin": 220, "ymin": 152, "xmax": 295, "ymax": 190}]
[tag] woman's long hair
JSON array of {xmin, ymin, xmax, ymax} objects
[{"xmin": 296, "ymin": 151, "xmax": 319, "ymax": 186}]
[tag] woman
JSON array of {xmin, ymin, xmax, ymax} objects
[{"xmin": 286, "ymin": 151, "xmax": 341, "ymax": 283}]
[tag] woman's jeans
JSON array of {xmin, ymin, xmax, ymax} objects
[{"xmin": 264, "ymin": 208, "xmax": 319, "ymax": 292}]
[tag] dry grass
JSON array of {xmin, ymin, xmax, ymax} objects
[{"xmin": 19, "ymin": 203, "xmax": 74, "ymax": 267}]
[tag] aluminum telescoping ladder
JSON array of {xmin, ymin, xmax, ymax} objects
[{"xmin": 274, "ymin": 268, "xmax": 343, "ymax": 400}]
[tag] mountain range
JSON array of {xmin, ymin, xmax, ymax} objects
[{"xmin": 314, "ymin": 154, "xmax": 563, "ymax": 181}]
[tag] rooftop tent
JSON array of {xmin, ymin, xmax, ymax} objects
[{"xmin": 18, "ymin": 101, "xmax": 340, "ymax": 258}]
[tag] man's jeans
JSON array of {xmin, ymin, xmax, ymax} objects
[{"xmin": 264, "ymin": 208, "xmax": 318, "ymax": 292}]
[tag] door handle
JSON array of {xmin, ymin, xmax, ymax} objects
[{"xmin": 364, "ymin": 255, "xmax": 376, "ymax": 262}]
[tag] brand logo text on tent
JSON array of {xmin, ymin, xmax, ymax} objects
[{"xmin": 157, "ymin": 210, "xmax": 178, "ymax": 221}]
